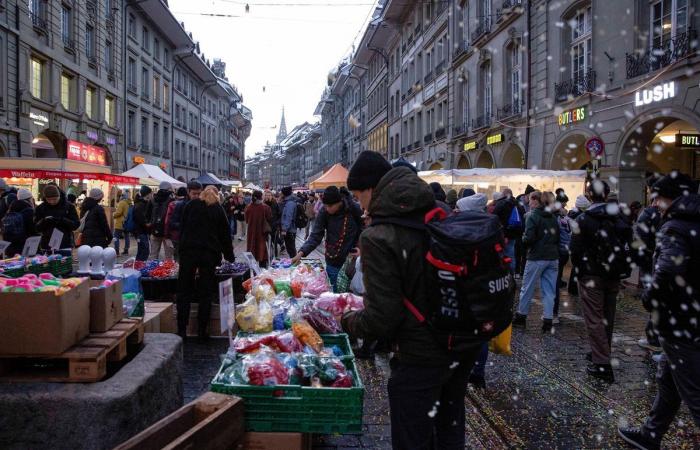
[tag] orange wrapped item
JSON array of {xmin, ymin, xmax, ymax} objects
[
  {"xmin": 292, "ymin": 319, "xmax": 323, "ymax": 353},
  {"xmin": 243, "ymin": 276, "xmax": 275, "ymax": 293}
]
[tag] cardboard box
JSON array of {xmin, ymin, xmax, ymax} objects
[
  {"xmin": 0, "ymin": 281, "xmax": 90, "ymax": 356},
  {"xmin": 88, "ymin": 279, "xmax": 124, "ymax": 333},
  {"xmin": 237, "ymin": 432, "xmax": 311, "ymax": 450},
  {"xmin": 185, "ymin": 303, "xmax": 224, "ymax": 337},
  {"xmin": 143, "ymin": 302, "xmax": 176, "ymax": 333}
]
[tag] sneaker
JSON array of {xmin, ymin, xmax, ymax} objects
[
  {"xmin": 587, "ymin": 363, "xmax": 615, "ymax": 382},
  {"xmin": 512, "ymin": 313, "xmax": 527, "ymax": 328},
  {"xmin": 617, "ymin": 426, "xmax": 661, "ymax": 450},
  {"xmin": 468, "ymin": 374, "xmax": 486, "ymax": 389},
  {"xmin": 637, "ymin": 338, "xmax": 662, "ymax": 353},
  {"xmin": 542, "ymin": 319, "xmax": 553, "ymax": 334}
]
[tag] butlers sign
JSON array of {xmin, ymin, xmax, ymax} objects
[{"xmin": 634, "ymin": 81, "xmax": 676, "ymax": 107}]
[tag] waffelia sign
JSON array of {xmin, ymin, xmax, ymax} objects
[{"xmin": 635, "ymin": 81, "xmax": 676, "ymax": 106}]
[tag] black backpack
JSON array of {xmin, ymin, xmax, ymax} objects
[
  {"xmin": 590, "ymin": 215, "xmax": 632, "ymax": 280},
  {"xmin": 294, "ymin": 202, "xmax": 308, "ymax": 229},
  {"xmin": 1, "ymin": 211, "xmax": 25, "ymax": 242},
  {"xmin": 373, "ymin": 207, "xmax": 515, "ymax": 354},
  {"xmin": 150, "ymin": 199, "xmax": 171, "ymax": 237}
]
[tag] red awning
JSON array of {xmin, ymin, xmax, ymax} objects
[{"xmin": 0, "ymin": 169, "xmax": 139, "ymax": 185}]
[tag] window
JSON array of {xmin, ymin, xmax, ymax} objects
[
  {"xmin": 460, "ymin": 76, "xmax": 468, "ymax": 125},
  {"xmin": 141, "ymin": 117, "xmax": 148, "ymax": 149},
  {"xmin": 105, "ymin": 96, "xmax": 115, "ymax": 127},
  {"xmin": 85, "ymin": 86, "xmax": 95, "ymax": 119},
  {"xmin": 28, "ymin": 0, "xmax": 46, "ymax": 24},
  {"xmin": 163, "ymin": 49, "xmax": 169, "ymax": 69},
  {"xmin": 141, "ymin": 68, "xmax": 149, "ymax": 97},
  {"xmin": 142, "ymin": 27, "xmax": 149, "ymax": 52},
  {"xmin": 127, "ymin": 111, "xmax": 136, "ymax": 146},
  {"xmin": 30, "ymin": 57, "xmax": 43, "ymax": 99},
  {"xmin": 128, "ymin": 58, "xmax": 136, "ymax": 88},
  {"xmin": 60, "ymin": 73, "xmax": 73, "ymax": 110},
  {"xmin": 509, "ymin": 43, "xmax": 522, "ymax": 107},
  {"xmin": 175, "ymin": 104, "xmax": 180, "ymax": 126},
  {"xmin": 153, "ymin": 74, "xmax": 160, "ymax": 105},
  {"xmin": 154, "ymin": 39, "xmax": 160, "ymax": 61},
  {"xmin": 86, "ymin": 25, "xmax": 95, "ymax": 59},
  {"xmin": 163, "ymin": 83, "xmax": 170, "ymax": 111},
  {"xmin": 651, "ymin": 0, "xmax": 688, "ymax": 49},
  {"xmin": 163, "ymin": 126, "xmax": 169, "ymax": 154},
  {"xmin": 481, "ymin": 61, "xmax": 492, "ymax": 119},
  {"xmin": 570, "ymin": 6, "xmax": 592, "ymax": 83},
  {"xmin": 128, "ymin": 14, "xmax": 135, "ymax": 37},
  {"xmin": 61, "ymin": 5, "xmax": 73, "ymax": 48},
  {"xmin": 105, "ymin": 41, "xmax": 113, "ymax": 73},
  {"xmin": 105, "ymin": 0, "xmax": 114, "ymax": 18},
  {"xmin": 152, "ymin": 122, "xmax": 159, "ymax": 152}
]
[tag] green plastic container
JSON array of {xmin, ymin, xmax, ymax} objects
[
  {"xmin": 234, "ymin": 333, "xmax": 354, "ymax": 360},
  {"xmin": 48, "ymin": 257, "xmax": 73, "ymax": 276},
  {"xmin": 211, "ymin": 357, "xmax": 364, "ymax": 434}
]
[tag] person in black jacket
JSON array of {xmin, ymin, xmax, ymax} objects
[
  {"xmin": 492, "ymin": 188, "xmax": 525, "ymax": 273},
  {"xmin": 133, "ymin": 186, "xmax": 152, "ymax": 260},
  {"xmin": 34, "ymin": 185, "xmax": 79, "ymax": 251},
  {"xmin": 177, "ymin": 185, "xmax": 234, "ymax": 340},
  {"xmin": 264, "ymin": 190, "xmax": 282, "ymax": 258},
  {"xmin": 291, "ymin": 185, "xmax": 363, "ymax": 291},
  {"xmin": 79, "ymin": 188, "xmax": 112, "ymax": 248},
  {"xmin": 147, "ymin": 181, "xmax": 174, "ymax": 260},
  {"xmin": 3, "ymin": 189, "xmax": 36, "ymax": 256},
  {"xmin": 619, "ymin": 172, "xmax": 700, "ymax": 450}
]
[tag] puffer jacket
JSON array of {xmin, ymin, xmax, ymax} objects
[
  {"xmin": 79, "ymin": 198, "xmax": 112, "ymax": 247},
  {"xmin": 34, "ymin": 191, "xmax": 80, "ymax": 250},
  {"xmin": 299, "ymin": 198, "xmax": 363, "ymax": 267},
  {"xmin": 342, "ymin": 167, "xmax": 481, "ymax": 366},
  {"xmin": 632, "ymin": 206, "xmax": 661, "ymax": 274},
  {"xmin": 113, "ymin": 198, "xmax": 131, "ymax": 230},
  {"xmin": 642, "ymin": 194, "xmax": 700, "ymax": 342},
  {"xmin": 522, "ymin": 207, "xmax": 559, "ymax": 261}
]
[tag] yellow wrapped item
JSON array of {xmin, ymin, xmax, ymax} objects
[
  {"xmin": 488, "ymin": 324, "xmax": 512, "ymax": 356},
  {"xmin": 236, "ymin": 295, "xmax": 273, "ymax": 333}
]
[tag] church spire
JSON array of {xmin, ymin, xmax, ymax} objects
[{"xmin": 276, "ymin": 106, "xmax": 287, "ymax": 144}]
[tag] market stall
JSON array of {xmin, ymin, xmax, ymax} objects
[
  {"xmin": 242, "ymin": 182, "xmax": 264, "ymax": 192},
  {"xmin": 418, "ymin": 168, "xmax": 587, "ymax": 200},
  {"xmin": 121, "ymin": 164, "xmax": 186, "ymax": 188},
  {"xmin": 196, "ymin": 172, "xmax": 225, "ymax": 187},
  {"xmin": 308, "ymin": 164, "xmax": 349, "ymax": 191}
]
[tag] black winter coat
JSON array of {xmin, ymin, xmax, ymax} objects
[
  {"xmin": 632, "ymin": 206, "xmax": 661, "ymax": 274},
  {"xmin": 132, "ymin": 197, "xmax": 150, "ymax": 235},
  {"xmin": 5, "ymin": 199, "xmax": 36, "ymax": 256},
  {"xmin": 493, "ymin": 196, "xmax": 526, "ymax": 239},
  {"xmin": 299, "ymin": 198, "xmax": 363, "ymax": 267},
  {"xmin": 80, "ymin": 198, "xmax": 112, "ymax": 247},
  {"xmin": 35, "ymin": 193, "xmax": 80, "ymax": 250},
  {"xmin": 642, "ymin": 195, "xmax": 700, "ymax": 342},
  {"xmin": 179, "ymin": 199, "xmax": 234, "ymax": 266},
  {"xmin": 147, "ymin": 189, "xmax": 173, "ymax": 236}
]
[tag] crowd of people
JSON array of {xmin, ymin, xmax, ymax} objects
[{"xmin": 1, "ymin": 154, "xmax": 698, "ymax": 449}]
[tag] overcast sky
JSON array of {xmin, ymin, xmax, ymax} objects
[{"xmin": 168, "ymin": 0, "xmax": 377, "ymax": 157}]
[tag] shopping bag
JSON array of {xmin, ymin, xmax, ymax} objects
[{"xmin": 488, "ymin": 324, "xmax": 512, "ymax": 356}]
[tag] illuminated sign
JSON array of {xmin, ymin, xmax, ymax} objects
[
  {"xmin": 67, "ymin": 140, "xmax": 107, "ymax": 165},
  {"xmin": 132, "ymin": 156, "xmax": 146, "ymax": 164},
  {"xmin": 86, "ymin": 131, "xmax": 99, "ymax": 141},
  {"xmin": 29, "ymin": 111, "xmax": 49, "ymax": 126},
  {"xmin": 464, "ymin": 140, "xmax": 478, "ymax": 151},
  {"xmin": 105, "ymin": 136, "xmax": 117, "ymax": 145},
  {"xmin": 676, "ymin": 133, "xmax": 700, "ymax": 147},
  {"xmin": 558, "ymin": 107, "xmax": 586, "ymax": 126},
  {"xmin": 635, "ymin": 81, "xmax": 676, "ymax": 107},
  {"xmin": 486, "ymin": 133, "xmax": 503, "ymax": 145}
]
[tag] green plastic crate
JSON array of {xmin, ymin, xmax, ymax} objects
[
  {"xmin": 48, "ymin": 257, "xmax": 72, "ymax": 276},
  {"xmin": 211, "ymin": 357, "xmax": 364, "ymax": 434},
  {"xmin": 234, "ymin": 333, "xmax": 355, "ymax": 360}
]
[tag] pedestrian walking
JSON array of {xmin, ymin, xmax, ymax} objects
[
  {"xmin": 132, "ymin": 187, "xmax": 152, "ymax": 261},
  {"xmin": 264, "ymin": 190, "xmax": 282, "ymax": 258},
  {"xmin": 245, "ymin": 190, "xmax": 272, "ymax": 267},
  {"xmin": 165, "ymin": 184, "xmax": 200, "ymax": 261},
  {"xmin": 177, "ymin": 185, "xmax": 234, "ymax": 340},
  {"xmin": 79, "ymin": 188, "xmax": 112, "ymax": 248},
  {"xmin": 280, "ymin": 186, "xmax": 298, "ymax": 258},
  {"xmin": 2, "ymin": 188, "xmax": 36, "ymax": 256},
  {"xmin": 34, "ymin": 184, "xmax": 79, "ymax": 252},
  {"xmin": 147, "ymin": 181, "xmax": 174, "ymax": 260},
  {"xmin": 304, "ymin": 193, "xmax": 316, "ymax": 239},
  {"xmin": 570, "ymin": 180, "xmax": 633, "ymax": 382},
  {"xmin": 342, "ymin": 151, "xmax": 491, "ymax": 450},
  {"xmin": 567, "ymin": 194, "xmax": 591, "ymax": 296},
  {"xmin": 554, "ymin": 192, "xmax": 571, "ymax": 323},
  {"xmin": 234, "ymin": 192, "xmax": 246, "ymax": 241},
  {"xmin": 492, "ymin": 188, "xmax": 525, "ymax": 274},
  {"xmin": 112, "ymin": 192, "xmax": 131, "ymax": 255},
  {"xmin": 618, "ymin": 172, "xmax": 700, "ymax": 450},
  {"xmin": 515, "ymin": 185, "xmax": 536, "ymax": 275},
  {"xmin": 513, "ymin": 191, "xmax": 560, "ymax": 333},
  {"xmin": 224, "ymin": 193, "xmax": 238, "ymax": 237},
  {"xmin": 291, "ymin": 186, "xmax": 363, "ymax": 291}
]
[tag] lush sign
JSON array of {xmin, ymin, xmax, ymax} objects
[
  {"xmin": 558, "ymin": 107, "xmax": 586, "ymax": 126},
  {"xmin": 486, "ymin": 133, "xmax": 503, "ymax": 145},
  {"xmin": 676, "ymin": 133, "xmax": 700, "ymax": 147},
  {"xmin": 464, "ymin": 140, "xmax": 478, "ymax": 151},
  {"xmin": 635, "ymin": 81, "xmax": 676, "ymax": 106}
]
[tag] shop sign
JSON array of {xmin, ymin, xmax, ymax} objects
[
  {"xmin": 29, "ymin": 110, "xmax": 49, "ymax": 127},
  {"xmin": 585, "ymin": 137, "xmax": 605, "ymax": 158},
  {"xmin": 676, "ymin": 133, "xmax": 700, "ymax": 147},
  {"xmin": 464, "ymin": 140, "xmax": 478, "ymax": 151},
  {"xmin": 105, "ymin": 136, "xmax": 117, "ymax": 145},
  {"xmin": 635, "ymin": 81, "xmax": 676, "ymax": 107},
  {"xmin": 132, "ymin": 156, "xmax": 146, "ymax": 164},
  {"xmin": 86, "ymin": 130, "xmax": 99, "ymax": 141},
  {"xmin": 0, "ymin": 169, "xmax": 138, "ymax": 184},
  {"xmin": 558, "ymin": 107, "xmax": 586, "ymax": 126},
  {"xmin": 67, "ymin": 140, "xmax": 107, "ymax": 165},
  {"xmin": 486, "ymin": 133, "xmax": 504, "ymax": 145}
]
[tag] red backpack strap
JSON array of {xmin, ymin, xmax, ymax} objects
[
  {"xmin": 403, "ymin": 298, "xmax": 426, "ymax": 323},
  {"xmin": 424, "ymin": 207, "xmax": 448, "ymax": 224}
]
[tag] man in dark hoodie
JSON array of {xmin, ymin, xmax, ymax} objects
[
  {"xmin": 619, "ymin": 172, "xmax": 700, "ymax": 450},
  {"xmin": 343, "ymin": 151, "xmax": 482, "ymax": 449},
  {"xmin": 570, "ymin": 179, "xmax": 633, "ymax": 382},
  {"xmin": 147, "ymin": 181, "xmax": 174, "ymax": 260},
  {"xmin": 291, "ymin": 185, "xmax": 363, "ymax": 291},
  {"xmin": 133, "ymin": 186, "xmax": 152, "ymax": 261},
  {"xmin": 34, "ymin": 184, "xmax": 79, "ymax": 251}
]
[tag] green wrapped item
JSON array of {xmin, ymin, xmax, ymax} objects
[
  {"xmin": 273, "ymin": 280, "xmax": 293, "ymax": 297},
  {"xmin": 122, "ymin": 292, "xmax": 145, "ymax": 317}
]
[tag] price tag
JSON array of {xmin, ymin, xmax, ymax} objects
[
  {"xmin": 219, "ymin": 278, "xmax": 235, "ymax": 347},
  {"xmin": 242, "ymin": 251, "xmax": 262, "ymax": 276},
  {"xmin": 21, "ymin": 236, "xmax": 41, "ymax": 257},
  {"xmin": 0, "ymin": 240, "xmax": 9, "ymax": 257},
  {"xmin": 49, "ymin": 229, "xmax": 64, "ymax": 250}
]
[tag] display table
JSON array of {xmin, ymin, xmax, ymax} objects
[
  {"xmin": 0, "ymin": 334, "xmax": 183, "ymax": 450},
  {"xmin": 140, "ymin": 271, "xmax": 249, "ymax": 302}
]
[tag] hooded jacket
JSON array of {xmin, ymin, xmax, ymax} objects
[
  {"xmin": 299, "ymin": 198, "xmax": 363, "ymax": 267},
  {"xmin": 342, "ymin": 167, "xmax": 479, "ymax": 366},
  {"xmin": 632, "ymin": 206, "xmax": 661, "ymax": 274},
  {"xmin": 492, "ymin": 196, "xmax": 526, "ymax": 239},
  {"xmin": 113, "ymin": 198, "xmax": 131, "ymax": 230},
  {"xmin": 4, "ymin": 199, "xmax": 36, "ymax": 256},
  {"xmin": 146, "ymin": 189, "xmax": 173, "ymax": 236},
  {"xmin": 642, "ymin": 194, "xmax": 700, "ymax": 342},
  {"xmin": 131, "ymin": 195, "xmax": 150, "ymax": 235},
  {"xmin": 522, "ymin": 206, "xmax": 560, "ymax": 260},
  {"xmin": 35, "ymin": 191, "xmax": 80, "ymax": 250},
  {"xmin": 80, "ymin": 197, "xmax": 112, "ymax": 247}
]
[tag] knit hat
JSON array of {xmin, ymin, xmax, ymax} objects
[
  {"xmin": 446, "ymin": 189, "xmax": 458, "ymax": 205},
  {"xmin": 281, "ymin": 186, "xmax": 293, "ymax": 197},
  {"xmin": 140, "ymin": 185, "xmax": 153, "ymax": 197},
  {"xmin": 574, "ymin": 195, "xmax": 591, "ymax": 210},
  {"xmin": 651, "ymin": 171, "xmax": 698, "ymax": 200},
  {"xmin": 492, "ymin": 191, "xmax": 504, "ymax": 202},
  {"xmin": 159, "ymin": 181, "xmax": 172, "ymax": 191},
  {"xmin": 392, "ymin": 159, "xmax": 418, "ymax": 174},
  {"xmin": 89, "ymin": 188, "xmax": 104, "ymax": 200},
  {"xmin": 43, "ymin": 185, "xmax": 60, "ymax": 199},
  {"xmin": 322, "ymin": 186, "xmax": 342, "ymax": 205},
  {"xmin": 187, "ymin": 180, "xmax": 202, "ymax": 191},
  {"xmin": 524, "ymin": 184, "xmax": 536, "ymax": 196},
  {"xmin": 457, "ymin": 193, "xmax": 488, "ymax": 212},
  {"xmin": 462, "ymin": 188, "xmax": 476, "ymax": 198},
  {"xmin": 429, "ymin": 182, "xmax": 446, "ymax": 202},
  {"xmin": 17, "ymin": 188, "xmax": 32, "ymax": 201},
  {"xmin": 176, "ymin": 187, "xmax": 188, "ymax": 197},
  {"xmin": 347, "ymin": 150, "xmax": 393, "ymax": 191}
]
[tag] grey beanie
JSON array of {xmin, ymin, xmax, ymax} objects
[{"xmin": 457, "ymin": 193, "xmax": 488, "ymax": 212}]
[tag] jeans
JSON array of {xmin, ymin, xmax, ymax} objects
[
  {"xmin": 177, "ymin": 258, "xmax": 217, "ymax": 337},
  {"xmin": 517, "ymin": 259, "xmax": 558, "ymax": 320},
  {"xmin": 504, "ymin": 238, "xmax": 516, "ymax": 273},
  {"xmin": 388, "ymin": 350, "xmax": 479, "ymax": 450},
  {"xmin": 578, "ymin": 275, "xmax": 619, "ymax": 364},
  {"xmin": 229, "ymin": 218, "xmax": 237, "ymax": 237},
  {"xmin": 237, "ymin": 220, "xmax": 246, "ymax": 239},
  {"xmin": 643, "ymin": 338, "xmax": 700, "ymax": 440},
  {"xmin": 136, "ymin": 234, "xmax": 150, "ymax": 261},
  {"xmin": 325, "ymin": 264, "xmax": 341, "ymax": 293},
  {"xmin": 471, "ymin": 342, "xmax": 489, "ymax": 379},
  {"xmin": 283, "ymin": 232, "xmax": 297, "ymax": 258},
  {"xmin": 150, "ymin": 236, "xmax": 174, "ymax": 260},
  {"xmin": 113, "ymin": 229, "xmax": 130, "ymax": 254},
  {"xmin": 554, "ymin": 252, "xmax": 569, "ymax": 316}
]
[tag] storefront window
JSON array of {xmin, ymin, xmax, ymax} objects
[
  {"xmin": 105, "ymin": 96, "xmax": 115, "ymax": 127},
  {"xmin": 30, "ymin": 57, "xmax": 43, "ymax": 99},
  {"xmin": 85, "ymin": 86, "xmax": 95, "ymax": 119},
  {"xmin": 60, "ymin": 73, "xmax": 73, "ymax": 110},
  {"xmin": 480, "ymin": 61, "xmax": 492, "ymax": 119}
]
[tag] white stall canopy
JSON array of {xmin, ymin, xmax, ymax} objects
[{"xmin": 121, "ymin": 164, "xmax": 186, "ymax": 188}]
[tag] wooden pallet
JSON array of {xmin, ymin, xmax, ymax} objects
[{"xmin": 0, "ymin": 318, "xmax": 144, "ymax": 383}]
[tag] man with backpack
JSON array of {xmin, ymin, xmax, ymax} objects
[
  {"xmin": 291, "ymin": 185, "xmax": 363, "ymax": 291},
  {"xmin": 147, "ymin": 181, "xmax": 174, "ymax": 260},
  {"xmin": 3, "ymin": 188, "xmax": 36, "ymax": 256},
  {"xmin": 280, "ymin": 186, "xmax": 301, "ymax": 258},
  {"xmin": 618, "ymin": 172, "xmax": 700, "ymax": 450},
  {"xmin": 570, "ymin": 179, "xmax": 633, "ymax": 382},
  {"xmin": 342, "ymin": 151, "xmax": 513, "ymax": 449},
  {"xmin": 493, "ymin": 188, "xmax": 525, "ymax": 273}
]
